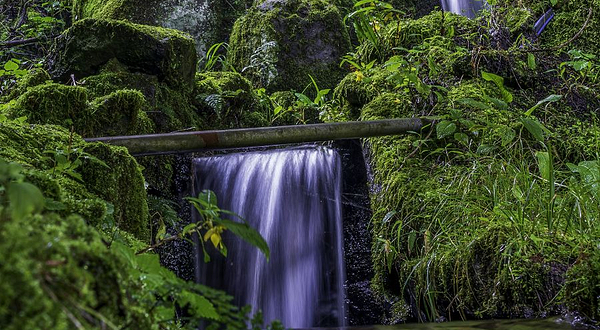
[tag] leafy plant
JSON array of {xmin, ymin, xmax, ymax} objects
[
  {"xmin": 0, "ymin": 158, "xmax": 45, "ymax": 221},
  {"xmin": 141, "ymin": 190, "xmax": 269, "ymax": 264},
  {"xmin": 242, "ymin": 41, "xmax": 278, "ymax": 88},
  {"xmin": 200, "ymin": 42, "xmax": 235, "ymax": 72}
]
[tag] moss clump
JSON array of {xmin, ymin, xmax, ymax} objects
[
  {"xmin": 83, "ymin": 71, "xmax": 202, "ymax": 132},
  {"xmin": 52, "ymin": 18, "xmax": 197, "ymax": 90},
  {"xmin": 3, "ymin": 83, "xmax": 154, "ymax": 137},
  {"xmin": 194, "ymin": 71, "xmax": 267, "ymax": 128},
  {"xmin": 228, "ymin": 0, "xmax": 351, "ymax": 92},
  {"xmin": 3, "ymin": 68, "xmax": 52, "ymax": 102},
  {"xmin": 0, "ymin": 121, "xmax": 149, "ymax": 241},
  {"xmin": 89, "ymin": 89, "xmax": 155, "ymax": 136},
  {"xmin": 80, "ymin": 142, "xmax": 149, "ymax": 241},
  {"xmin": 0, "ymin": 212, "xmax": 154, "ymax": 330}
]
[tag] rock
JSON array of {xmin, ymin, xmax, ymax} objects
[
  {"xmin": 228, "ymin": 0, "xmax": 351, "ymax": 92},
  {"xmin": 52, "ymin": 18, "xmax": 197, "ymax": 90},
  {"xmin": 72, "ymin": 0, "xmax": 251, "ymax": 57}
]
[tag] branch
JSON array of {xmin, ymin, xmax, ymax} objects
[{"xmin": 0, "ymin": 34, "xmax": 57, "ymax": 48}]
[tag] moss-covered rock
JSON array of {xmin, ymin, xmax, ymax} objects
[
  {"xmin": 0, "ymin": 212, "xmax": 153, "ymax": 329},
  {"xmin": 3, "ymin": 83, "xmax": 153, "ymax": 137},
  {"xmin": 83, "ymin": 70, "xmax": 202, "ymax": 132},
  {"xmin": 0, "ymin": 121, "xmax": 149, "ymax": 241},
  {"xmin": 52, "ymin": 18, "xmax": 197, "ymax": 90},
  {"xmin": 73, "ymin": 0, "xmax": 252, "ymax": 57},
  {"xmin": 228, "ymin": 0, "xmax": 351, "ymax": 92}
]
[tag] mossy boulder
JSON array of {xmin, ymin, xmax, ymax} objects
[
  {"xmin": 228, "ymin": 0, "xmax": 352, "ymax": 92},
  {"xmin": 73, "ymin": 0, "xmax": 252, "ymax": 57},
  {"xmin": 0, "ymin": 121, "xmax": 149, "ymax": 241},
  {"xmin": 4, "ymin": 83, "xmax": 153, "ymax": 137},
  {"xmin": 82, "ymin": 70, "xmax": 203, "ymax": 132},
  {"xmin": 52, "ymin": 18, "xmax": 197, "ymax": 90}
]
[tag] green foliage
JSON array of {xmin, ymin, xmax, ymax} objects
[
  {"xmin": 185, "ymin": 190, "xmax": 270, "ymax": 262},
  {"xmin": 0, "ymin": 158, "xmax": 45, "ymax": 221}
]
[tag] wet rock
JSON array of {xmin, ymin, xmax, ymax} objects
[{"xmin": 228, "ymin": 0, "xmax": 351, "ymax": 92}]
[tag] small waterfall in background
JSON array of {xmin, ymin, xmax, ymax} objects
[
  {"xmin": 441, "ymin": 0, "xmax": 486, "ymax": 18},
  {"xmin": 193, "ymin": 147, "xmax": 347, "ymax": 328}
]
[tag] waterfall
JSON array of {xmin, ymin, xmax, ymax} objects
[
  {"xmin": 192, "ymin": 147, "xmax": 347, "ymax": 328},
  {"xmin": 440, "ymin": 0, "xmax": 486, "ymax": 18}
]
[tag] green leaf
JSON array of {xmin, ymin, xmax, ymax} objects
[
  {"xmin": 178, "ymin": 291, "xmax": 219, "ymax": 320},
  {"xmin": 45, "ymin": 198, "xmax": 66, "ymax": 211},
  {"xmin": 215, "ymin": 218, "xmax": 270, "ymax": 261},
  {"xmin": 476, "ymin": 144, "xmax": 495, "ymax": 155},
  {"xmin": 536, "ymin": 151, "xmax": 551, "ymax": 181},
  {"xmin": 481, "ymin": 70, "xmax": 513, "ymax": 103},
  {"xmin": 436, "ymin": 120, "xmax": 457, "ymax": 139},
  {"xmin": 527, "ymin": 53, "xmax": 537, "ymax": 70},
  {"xmin": 382, "ymin": 210, "xmax": 397, "ymax": 223},
  {"xmin": 454, "ymin": 132, "xmax": 469, "ymax": 145},
  {"xmin": 7, "ymin": 182, "xmax": 44, "ymax": 219},
  {"xmin": 4, "ymin": 60, "xmax": 18, "ymax": 72},
  {"xmin": 521, "ymin": 117, "xmax": 547, "ymax": 142},
  {"xmin": 497, "ymin": 125, "xmax": 516, "ymax": 147},
  {"xmin": 457, "ymin": 98, "xmax": 490, "ymax": 110},
  {"xmin": 524, "ymin": 94, "xmax": 562, "ymax": 116},
  {"xmin": 136, "ymin": 253, "xmax": 163, "ymax": 274}
]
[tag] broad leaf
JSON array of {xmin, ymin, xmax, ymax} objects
[
  {"xmin": 521, "ymin": 117, "xmax": 548, "ymax": 142},
  {"xmin": 536, "ymin": 151, "xmax": 551, "ymax": 181},
  {"xmin": 525, "ymin": 94, "xmax": 562, "ymax": 116},
  {"xmin": 436, "ymin": 120, "xmax": 457, "ymax": 139},
  {"xmin": 215, "ymin": 218, "xmax": 270, "ymax": 261},
  {"xmin": 178, "ymin": 291, "xmax": 219, "ymax": 320},
  {"xmin": 7, "ymin": 182, "xmax": 44, "ymax": 220}
]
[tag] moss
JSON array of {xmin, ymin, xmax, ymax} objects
[
  {"xmin": 194, "ymin": 71, "xmax": 265, "ymax": 128},
  {"xmin": 228, "ymin": 0, "xmax": 352, "ymax": 92},
  {"xmin": 52, "ymin": 18, "xmax": 197, "ymax": 91},
  {"xmin": 80, "ymin": 142, "xmax": 149, "ymax": 241},
  {"xmin": 4, "ymin": 83, "xmax": 154, "ymax": 138},
  {"xmin": 3, "ymin": 68, "xmax": 52, "ymax": 102},
  {"xmin": 0, "ymin": 212, "xmax": 155, "ymax": 329},
  {"xmin": 0, "ymin": 121, "xmax": 149, "ymax": 241},
  {"xmin": 83, "ymin": 71, "xmax": 201, "ymax": 132},
  {"xmin": 89, "ymin": 89, "xmax": 155, "ymax": 136}
]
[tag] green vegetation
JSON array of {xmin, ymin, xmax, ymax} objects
[{"xmin": 2, "ymin": 0, "xmax": 600, "ymax": 328}]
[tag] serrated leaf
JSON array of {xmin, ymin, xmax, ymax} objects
[
  {"xmin": 436, "ymin": 120, "xmax": 457, "ymax": 139},
  {"xmin": 178, "ymin": 291, "xmax": 219, "ymax": 320},
  {"xmin": 135, "ymin": 253, "xmax": 162, "ymax": 274}
]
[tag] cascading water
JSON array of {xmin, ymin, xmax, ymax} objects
[
  {"xmin": 192, "ymin": 147, "xmax": 347, "ymax": 328},
  {"xmin": 440, "ymin": 0, "xmax": 485, "ymax": 18}
]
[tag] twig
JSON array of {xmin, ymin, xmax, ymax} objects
[
  {"xmin": 0, "ymin": 36, "xmax": 45, "ymax": 48},
  {"xmin": 135, "ymin": 235, "xmax": 180, "ymax": 255}
]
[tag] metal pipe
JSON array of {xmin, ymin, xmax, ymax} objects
[{"xmin": 84, "ymin": 118, "xmax": 432, "ymax": 156}]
